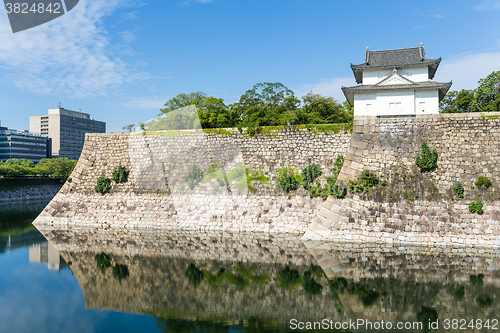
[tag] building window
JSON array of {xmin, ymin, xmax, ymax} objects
[
  {"xmin": 389, "ymin": 102, "xmax": 401, "ymax": 111},
  {"xmin": 366, "ymin": 104, "xmax": 372, "ymax": 112},
  {"xmin": 419, "ymin": 102, "xmax": 426, "ymax": 112}
]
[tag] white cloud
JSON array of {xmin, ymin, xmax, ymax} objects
[
  {"xmin": 122, "ymin": 11, "xmax": 139, "ymax": 20},
  {"xmin": 293, "ymin": 77, "xmax": 357, "ymax": 102},
  {"xmin": 429, "ymin": 13, "xmax": 445, "ymax": 19},
  {"xmin": 119, "ymin": 30, "xmax": 137, "ymax": 43},
  {"xmin": 474, "ymin": 0, "xmax": 500, "ymax": 10},
  {"xmin": 123, "ymin": 96, "xmax": 169, "ymax": 109},
  {"xmin": 0, "ymin": 0, "xmax": 148, "ymax": 99},
  {"xmin": 434, "ymin": 51, "xmax": 500, "ymax": 91}
]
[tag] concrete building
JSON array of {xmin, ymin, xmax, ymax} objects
[
  {"xmin": 342, "ymin": 44, "xmax": 452, "ymax": 116},
  {"xmin": 30, "ymin": 107, "xmax": 106, "ymax": 160},
  {"xmin": 0, "ymin": 121, "xmax": 51, "ymax": 162},
  {"xmin": 29, "ymin": 242, "xmax": 67, "ymax": 271}
]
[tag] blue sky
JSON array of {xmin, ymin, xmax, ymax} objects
[{"xmin": 0, "ymin": 0, "xmax": 499, "ymax": 132}]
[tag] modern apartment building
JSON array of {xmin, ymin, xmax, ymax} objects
[
  {"xmin": 0, "ymin": 121, "xmax": 51, "ymax": 162},
  {"xmin": 30, "ymin": 107, "xmax": 106, "ymax": 160}
]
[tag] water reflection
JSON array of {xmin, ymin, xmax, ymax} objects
[{"xmin": 35, "ymin": 225, "xmax": 500, "ymax": 332}]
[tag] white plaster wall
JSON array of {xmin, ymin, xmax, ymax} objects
[
  {"xmin": 415, "ymin": 90, "xmax": 439, "ymax": 114},
  {"xmin": 353, "ymin": 93, "xmax": 377, "ymax": 116},
  {"xmin": 354, "ymin": 91, "xmax": 416, "ymax": 116},
  {"xmin": 362, "ymin": 66, "xmax": 429, "ymax": 84},
  {"xmin": 362, "ymin": 69, "xmax": 392, "ymax": 85}
]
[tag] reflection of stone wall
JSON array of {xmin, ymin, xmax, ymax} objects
[
  {"xmin": 34, "ymin": 128, "xmax": 350, "ymax": 232},
  {"xmin": 306, "ymin": 240, "xmax": 500, "ymax": 332},
  {"xmin": 38, "ymin": 226, "xmax": 500, "ymax": 331}
]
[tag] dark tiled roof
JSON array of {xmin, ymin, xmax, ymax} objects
[
  {"xmin": 342, "ymin": 81, "xmax": 453, "ymax": 105},
  {"xmin": 350, "ymin": 46, "xmax": 441, "ymax": 83}
]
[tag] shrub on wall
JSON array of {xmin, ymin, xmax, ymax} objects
[
  {"xmin": 276, "ymin": 165, "xmax": 303, "ymax": 193},
  {"xmin": 95, "ymin": 174, "xmax": 111, "ymax": 193},
  {"xmin": 112, "ymin": 163, "xmax": 129, "ymax": 183},
  {"xmin": 454, "ymin": 182, "xmax": 464, "ymax": 198},
  {"xmin": 475, "ymin": 176, "xmax": 492, "ymax": 189},
  {"xmin": 349, "ymin": 170, "xmax": 379, "ymax": 194},
  {"xmin": 416, "ymin": 140, "xmax": 438, "ymax": 171},
  {"xmin": 185, "ymin": 165, "xmax": 203, "ymax": 189},
  {"xmin": 302, "ymin": 163, "xmax": 322, "ymax": 190},
  {"xmin": 469, "ymin": 200, "xmax": 483, "ymax": 214}
]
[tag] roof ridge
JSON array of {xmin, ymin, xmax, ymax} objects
[{"xmin": 368, "ymin": 46, "xmax": 422, "ymax": 53}]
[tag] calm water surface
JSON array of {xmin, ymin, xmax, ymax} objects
[{"xmin": 1, "ymin": 200, "xmax": 500, "ymax": 333}]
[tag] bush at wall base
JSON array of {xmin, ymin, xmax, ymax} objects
[
  {"xmin": 469, "ymin": 200, "xmax": 483, "ymax": 214},
  {"xmin": 112, "ymin": 163, "xmax": 129, "ymax": 183},
  {"xmin": 95, "ymin": 174, "xmax": 111, "ymax": 193}
]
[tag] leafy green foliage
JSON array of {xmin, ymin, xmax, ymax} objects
[
  {"xmin": 415, "ymin": 140, "xmax": 438, "ymax": 171},
  {"xmin": 151, "ymin": 84, "xmax": 355, "ymax": 132},
  {"xmin": 329, "ymin": 277, "xmax": 348, "ymax": 294},
  {"xmin": 454, "ymin": 286, "xmax": 465, "ymax": 300},
  {"xmin": 203, "ymin": 161, "xmax": 227, "ymax": 187},
  {"xmin": 349, "ymin": 170, "xmax": 379, "ymax": 194},
  {"xmin": 113, "ymin": 264, "xmax": 130, "ymax": 283},
  {"xmin": 122, "ymin": 124, "xmax": 136, "ymax": 132},
  {"xmin": 245, "ymin": 168, "xmax": 269, "ymax": 191},
  {"xmin": 0, "ymin": 158, "xmax": 77, "ymax": 182},
  {"xmin": 95, "ymin": 252, "xmax": 112, "ymax": 273},
  {"xmin": 440, "ymin": 89, "xmax": 476, "ymax": 113},
  {"xmin": 476, "ymin": 295, "xmax": 493, "ymax": 308},
  {"xmin": 472, "ymin": 70, "xmax": 500, "ymax": 112},
  {"xmin": 301, "ymin": 163, "xmax": 322, "ymax": 190},
  {"xmin": 470, "ymin": 274, "xmax": 484, "ymax": 288},
  {"xmin": 94, "ymin": 174, "xmax": 111, "ymax": 193},
  {"xmin": 234, "ymin": 82, "xmax": 300, "ymax": 128},
  {"xmin": 276, "ymin": 165, "xmax": 302, "ymax": 193},
  {"xmin": 475, "ymin": 176, "xmax": 492, "ymax": 189},
  {"xmin": 277, "ymin": 265, "xmax": 301, "ymax": 290},
  {"xmin": 302, "ymin": 271, "xmax": 323, "ymax": 296},
  {"xmin": 184, "ymin": 165, "xmax": 203, "ymax": 189},
  {"xmin": 308, "ymin": 182, "xmax": 322, "ymax": 198},
  {"xmin": 348, "ymin": 282, "xmax": 379, "ymax": 307},
  {"xmin": 469, "ymin": 200, "xmax": 483, "ymax": 214},
  {"xmin": 417, "ymin": 306, "xmax": 438, "ymax": 333},
  {"xmin": 185, "ymin": 263, "xmax": 204, "ymax": 287},
  {"xmin": 112, "ymin": 163, "xmax": 129, "ymax": 183},
  {"xmin": 297, "ymin": 93, "xmax": 353, "ymax": 125},
  {"xmin": 454, "ymin": 182, "xmax": 464, "ymax": 198}
]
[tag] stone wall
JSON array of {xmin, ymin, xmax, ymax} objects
[
  {"xmin": 307, "ymin": 112, "xmax": 500, "ymax": 247},
  {"xmin": 339, "ymin": 112, "xmax": 500, "ymax": 189},
  {"xmin": 33, "ymin": 128, "xmax": 350, "ymax": 233}
]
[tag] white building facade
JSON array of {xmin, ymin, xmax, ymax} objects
[{"xmin": 342, "ymin": 45, "xmax": 452, "ymax": 116}]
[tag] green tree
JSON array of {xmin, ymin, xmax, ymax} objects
[
  {"xmin": 297, "ymin": 93, "xmax": 353, "ymax": 124},
  {"xmin": 440, "ymin": 89, "xmax": 475, "ymax": 113},
  {"xmin": 439, "ymin": 90, "xmax": 458, "ymax": 113},
  {"xmin": 160, "ymin": 92, "xmax": 207, "ymax": 114},
  {"xmin": 234, "ymin": 82, "xmax": 300, "ymax": 127},
  {"xmin": 197, "ymin": 96, "xmax": 230, "ymax": 128},
  {"xmin": 122, "ymin": 124, "xmax": 135, "ymax": 132},
  {"xmin": 456, "ymin": 89, "xmax": 475, "ymax": 112},
  {"xmin": 472, "ymin": 70, "xmax": 500, "ymax": 111}
]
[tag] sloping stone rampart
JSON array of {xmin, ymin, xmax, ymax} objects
[
  {"xmin": 307, "ymin": 112, "xmax": 500, "ymax": 247},
  {"xmin": 33, "ymin": 128, "xmax": 350, "ymax": 232}
]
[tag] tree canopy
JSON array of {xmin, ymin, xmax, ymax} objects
[
  {"xmin": 440, "ymin": 70, "xmax": 500, "ymax": 113},
  {"xmin": 0, "ymin": 158, "xmax": 77, "ymax": 181},
  {"xmin": 128, "ymin": 82, "xmax": 353, "ymax": 132}
]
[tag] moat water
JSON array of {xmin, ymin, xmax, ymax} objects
[{"xmin": 1, "ymin": 200, "xmax": 500, "ymax": 333}]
